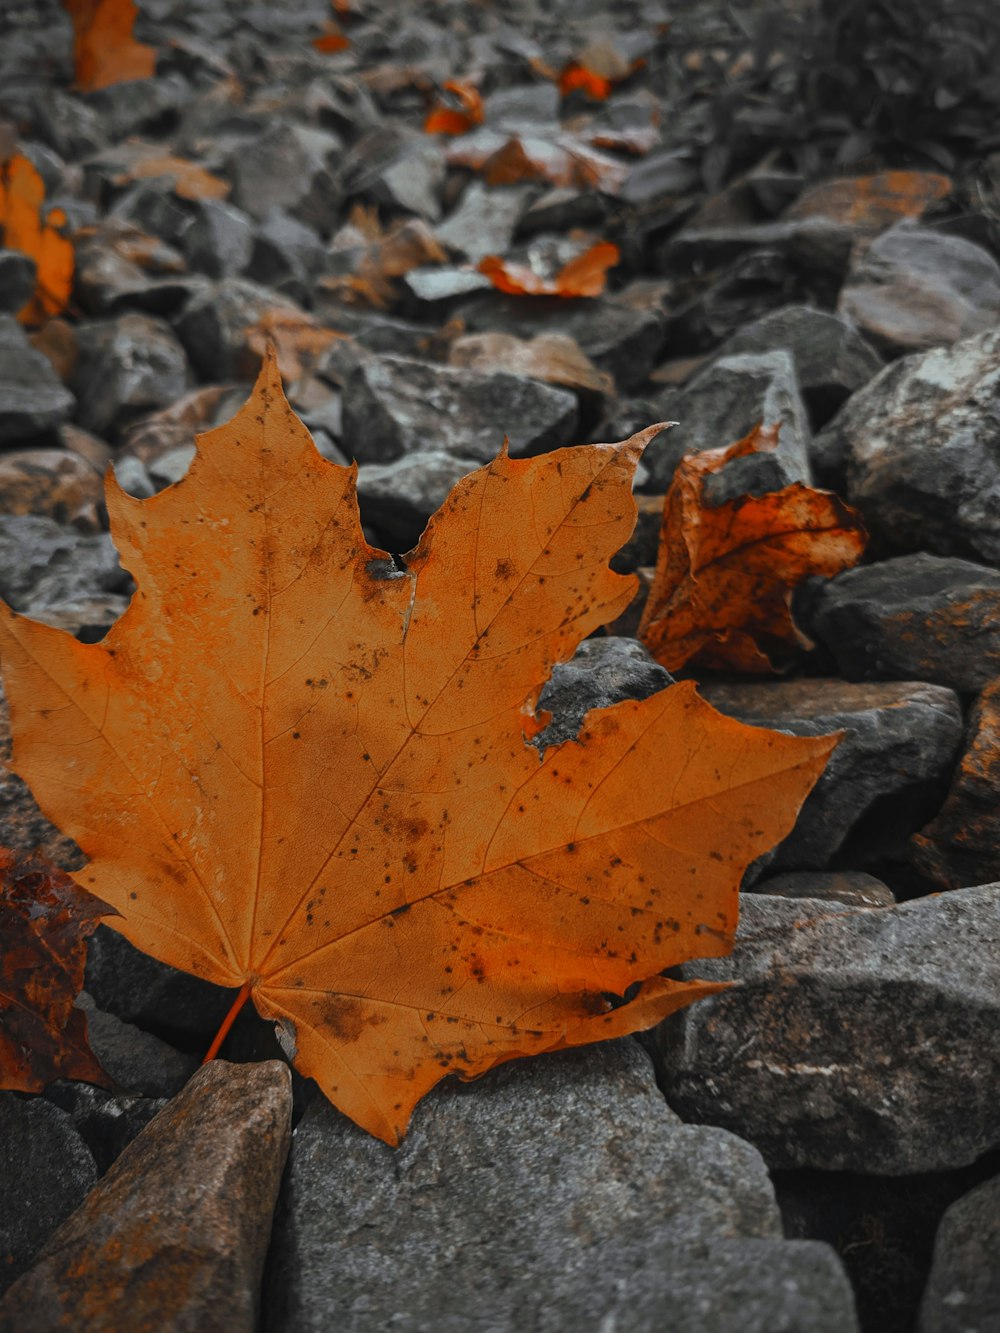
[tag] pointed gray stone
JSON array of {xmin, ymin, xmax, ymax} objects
[{"xmin": 0, "ymin": 1061, "xmax": 292, "ymax": 1332}]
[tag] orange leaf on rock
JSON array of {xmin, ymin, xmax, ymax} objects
[
  {"xmin": 479, "ymin": 241, "xmax": 620, "ymax": 299},
  {"xmin": 0, "ymin": 153, "xmax": 74, "ymax": 325},
  {"xmin": 63, "ymin": 0, "xmax": 156, "ymax": 92},
  {"xmin": 0, "ymin": 847, "xmax": 114, "ymax": 1093},
  {"xmin": 116, "ymin": 153, "xmax": 230, "ymax": 202},
  {"xmin": 785, "ymin": 170, "xmax": 952, "ymax": 230},
  {"xmin": 638, "ymin": 424, "xmax": 868, "ymax": 673},
  {"xmin": 0, "ymin": 361, "xmax": 836, "ymax": 1144},
  {"xmin": 424, "ymin": 79, "xmax": 484, "ymax": 136},
  {"xmin": 559, "ymin": 64, "xmax": 613, "ymax": 100},
  {"xmin": 243, "ymin": 312, "xmax": 345, "ymax": 383}
]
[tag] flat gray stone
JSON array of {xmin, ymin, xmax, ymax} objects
[
  {"xmin": 795, "ymin": 553, "xmax": 1000, "ymax": 694},
  {"xmin": 536, "ymin": 636, "xmax": 672, "ymax": 747},
  {"xmin": 180, "ymin": 198, "xmax": 254, "ymax": 280},
  {"xmin": 226, "ymin": 122, "xmax": 341, "ymax": 230},
  {"xmin": 647, "ymin": 349, "xmax": 812, "ymax": 494},
  {"xmin": 71, "ymin": 313, "xmax": 191, "ymax": 439},
  {"xmin": 814, "ymin": 327, "xmax": 1000, "ymax": 565},
  {"xmin": 918, "ymin": 1173, "xmax": 1000, "ymax": 1333},
  {"xmin": 433, "ymin": 182, "xmax": 527, "ymax": 262},
  {"xmin": 751, "ymin": 870, "xmax": 895, "ymax": 908},
  {"xmin": 700, "ymin": 678, "xmax": 963, "ymax": 871},
  {"xmin": 0, "ymin": 1061, "xmax": 292, "ymax": 1332},
  {"xmin": 0, "ymin": 316, "xmax": 75, "ymax": 446},
  {"xmin": 656, "ymin": 887, "xmax": 1000, "ymax": 1172},
  {"xmin": 710, "ymin": 304, "xmax": 883, "ymax": 432},
  {"xmin": 839, "ymin": 223, "xmax": 1000, "ymax": 357},
  {"xmin": 264, "ymin": 1040, "xmax": 857, "ymax": 1332},
  {"xmin": 340, "ymin": 352, "xmax": 579, "ymax": 464},
  {"xmin": 0, "ymin": 1097, "xmax": 97, "ymax": 1296}
]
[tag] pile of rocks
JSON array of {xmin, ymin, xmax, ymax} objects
[{"xmin": 2, "ymin": 0, "xmax": 1000, "ymax": 1330}]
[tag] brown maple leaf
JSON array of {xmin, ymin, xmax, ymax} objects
[
  {"xmin": 0, "ymin": 151, "xmax": 74, "ymax": 326},
  {"xmin": 0, "ymin": 359, "xmax": 836, "ymax": 1143},
  {"xmin": 0, "ymin": 847, "xmax": 114, "ymax": 1093},
  {"xmin": 62, "ymin": 0, "xmax": 156, "ymax": 93},
  {"xmin": 638, "ymin": 424, "xmax": 868, "ymax": 673}
]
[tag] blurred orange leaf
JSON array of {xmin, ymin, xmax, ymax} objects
[
  {"xmin": 62, "ymin": 0, "xmax": 156, "ymax": 92},
  {"xmin": 0, "ymin": 152, "xmax": 74, "ymax": 325},
  {"xmin": 479, "ymin": 241, "xmax": 620, "ymax": 298},
  {"xmin": 424, "ymin": 79, "xmax": 484, "ymax": 135},
  {"xmin": 559, "ymin": 64, "xmax": 613, "ymax": 100},
  {"xmin": 638, "ymin": 425, "xmax": 868, "ymax": 673}
]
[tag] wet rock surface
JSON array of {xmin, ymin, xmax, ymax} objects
[
  {"xmin": 656, "ymin": 888, "xmax": 1000, "ymax": 1174},
  {"xmin": 264, "ymin": 1041, "xmax": 858, "ymax": 1333}
]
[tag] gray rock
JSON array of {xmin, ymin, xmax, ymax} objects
[
  {"xmin": 813, "ymin": 327, "xmax": 1000, "ymax": 564},
  {"xmin": 0, "ymin": 1096, "xmax": 97, "ymax": 1295},
  {"xmin": 356, "ymin": 450, "xmax": 480, "ymax": 551},
  {"xmin": 71, "ymin": 313, "xmax": 191, "ymax": 439},
  {"xmin": 434, "ymin": 182, "xmax": 527, "ymax": 262},
  {"xmin": 661, "ymin": 249, "xmax": 807, "ymax": 353},
  {"xmin": 84, "ymin": 925, "xmax": 233, "ymax": 1046},
  {"xmin": 402, "ymin": 264, "xmax": 493, "ymax": 304},
  {"xmin": 44, "ymin": 1082, "xmax": 166, "ymax": 1177},
  {"xmin": 173, "ymin": 278, "xmax": 304, "ymax": 381},
  {"xmin": 359, "ymin": 135, "xmax": 446, "ymax": 221},
  {"xmin": 180, "ymin": 198, "xmax": 254, "ymax": 280},
  {"xmin": 457, "ymin": 292, "xmax": 664, "ymax": 391},
  {"xmin": 147, "ymin": 444, "xmax": 196, "ymax": 489},
  {"xmin": 108, "ymin": 181, "xmax": 191, "ymax": 247},
  {"xmin": 112, "ymin": 453, "xmax": 156, "ymax": 499},
  {"xmin": 751, "ymin": 870, "xmax": 895, "ymax": 908},
  {"xmin": 918, "ymin": 1173, "xmax": 1000, "ymax": 1333},
  {"xmin": 247, "ymin": 209, "xmax": 324, "ymax": 304},
  {"xmin": 839, "ymin": 223, "xmax": 1000, "ymax": 357},
  {"xmin": 340, "ymin": 352, "xmax": 579, "ymax": 464},
  {"xmin": 73, "ymin": 224, "xmax": 193, "ymax": 319},
  {"xmin": 795, "ymin": 553, "xmax": 1000, "ymax": 694},
  {"xmin": 645, "ymin": 349, "xmax": 812, "ymax": 494},
  {"xmin": 264, "ymin": 1040, "xmax": 857, "ymax": 1332},
  {"xmin": 0, "ymin": 249, "xmax": 36, "ymax": 315},
  {"xmin": 656, "ymin": 885, "xmax": 1000, "ymax": 1172},
  {"xmin": 0, "ymin": 1061, "xmax": 292, "ymax": 1332},
  {"xmin": 30, "ymin": 88, "xmax": 108, "ymax": 159},
  {"xmin": 700, "ymin": 678, "xmax": 963, "ymax": 871},
  {"xmin": 85, "ymin": 73, "xmax": 193, "ymax": 143},
  {"xmin": 659, "ymin": 219, "xmax": 857, "ymax": 284},
  {"xmin": 520, "ymin": 185, "xmax": 608, "ymax": 233},
  {"xmin": 0, "ymin": 316, "xmax": 75, "ymax": 446},
  {"xmin": 536, "ymin": 636, "xmax": 672, "ymax": 747},
  {"xmin": 710, "ymin": 304, "xmax": 883, "ymax": 431},
  {"xmin": 0, "ymin": 515, "xmax": 126, "ymax": 611},
  {"xmin": 74, "ymin": 993, "xmax": 198, "ymax": 1099},
  {"xmin": 226, "ymin": 122, "xmax": 342, "ymax": 230}
]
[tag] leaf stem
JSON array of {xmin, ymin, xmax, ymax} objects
[{"xmin": 203, "ymin": 979, "xmax": 253, "ymax": 1064}]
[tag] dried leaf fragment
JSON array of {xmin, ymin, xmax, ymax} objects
[
  {"xmin": 639, "ymin": 425, "xmax": 868, "ymax": 672},
  {"xmin": 62, "ymin": 0, "xmax": 156, "ymax": 92},
  {"xmin": 0, "ymin": 847, "xmax": 114, "ymax": 1092},
  {"xmin": 0, "ymin": 363, "xmax": 836, "ymax": 1143},
  {"xmin": 0, "ymin": 152, "xmax": 74, "ymax": 325},
  {"xmin": 479, "ymin": 241, "xmax": 620, "ymax": 298},
  {"xmin": 425, "ymin": 80, "xmax": 484, "ymax": 136}
]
